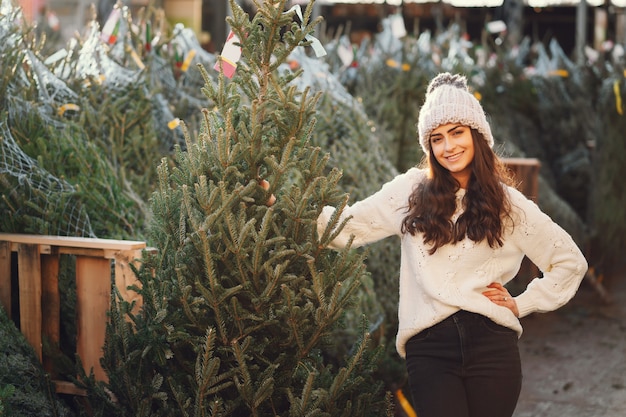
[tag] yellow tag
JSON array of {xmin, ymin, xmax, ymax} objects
[
  {"xmin": 473, "ymin": 91, "xmax": 482, "ymax": 101},
  {"xmin": 181, "ymin": 49, "xmax": 197, "ymax": 72},
  {"xmin": 614, "ymin": 80, "xmax": 623, "ymax": 115},
  {"xmin": 395, "ymin": 389, "xmax": 417, "ymax": 417},
  {"xmin": 401, "ymin": 63, "xmax": 411, "ymax": 71},
  {"xmin": 168, "ymin": 118, "xmax": 181, "ymax": 129},
  {"xmin": 548, "ymin": 69, "xmax": 569, "ymax": 77},
  {"xmin": 386, "ymin": 58, "xmax": 399, "ymax": 68},
  {"xmin": 129, "ymin": 48, "xmax": 145, "ymax": 69},
  {"xmin": 58, "ymin": 103, "xmax": 80, "ymax": 116}
]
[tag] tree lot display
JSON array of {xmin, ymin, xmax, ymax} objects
[
  {"xmin": 1, "ymin": 0, "xmax": 626, "ymax": 414},
  {"xmin": 86, "ymin": 1, "xmax": 391, "ymax": 416}
]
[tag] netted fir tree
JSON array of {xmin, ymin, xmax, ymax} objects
[
  {"xmin": 0, "ymin": 1, "xmax": 168, "ymax": 240},
  {"xmin": 324, "ymin": 20, "xmax": 478, "ymax": 173},
  {"xmin": 288, "ymin": 48, "xmax": 407, "ymax": 388},
  {"xmin": 476, "ymin": 40, "xmax": 590, "ymax": 248},
  {"xmin": 95, "ymin": 1, "xmax": 391, "ymax": 416},
  {"xmin": 589, "ymin": 74, "xmax": 626, "ymax": 270}
]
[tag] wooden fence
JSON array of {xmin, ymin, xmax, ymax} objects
[
  {"xmin": 503, "ymin": 157, "xmax": 541, "ymax": 203},
  {"xmin": 0, "ymin": 233, "xmax": 145, "ymax": 395}
]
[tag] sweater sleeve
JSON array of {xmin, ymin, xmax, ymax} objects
[
  {"xmin": 509, "ymin": 189, "xmax": 588, "ymax": 318},
  {"xmin": 317, "ymin": 168, "xmax": 424, "ymax": 249}
]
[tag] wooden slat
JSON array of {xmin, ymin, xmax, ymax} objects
[
  {"xmin": 18, "ymin": 243, "xmax": 42, "ymax": 361},
  {"xmin": 41, "ymin": 249, "xmax": 61, "ymax": 376},
  {"xmin": 0, "ymin": 233, "xmax": 145, "ymax": 251},
  {"xmin": 7, "ymin": 244, "xmax": 136, "ymax": 259},
  {"xmin": 502, "ymin": 157, "xmax": 541, "ymax": 166},
  {"xmin": 503, "ymin": 157, "xmax": 541, "ymax": 203},
  {"xmin": 0, "ymin": 241, "xmax": 11, "ymax": 318},
  {"xmin": 75, "ymin": 256, "xmax": 111, "ymax": 382},
  {"xmin": 52, "ymin": 380, "xmax": 87, "ymax": 396},
  {"xmin": 59, "ymin": 247, "xmax": 110, "ymax": 258}
]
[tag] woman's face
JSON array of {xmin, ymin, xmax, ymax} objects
[{"xmin": 430, "ymin": 123, "xmax": 475, "ymax": 188}]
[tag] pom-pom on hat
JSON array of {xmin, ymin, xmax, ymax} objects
[{"xmin": 417, "ymin": 72, "xmax": 494, "ymax": 154}]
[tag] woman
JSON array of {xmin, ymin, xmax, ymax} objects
[{"xmin": 316, "ymin": 72, "xmax": 587, "ymax": 417}]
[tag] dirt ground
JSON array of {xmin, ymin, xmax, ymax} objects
[{"xmin": 513, "ymin": 265, "xmax": 626, "ymax": 417}]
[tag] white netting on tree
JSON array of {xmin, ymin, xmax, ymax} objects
[
  {"xmin": 0, "ymin": 0, "xmax": 94, "ymax": 237},
  {"xmin": 0, "ymin": 119, "xmax": 95, "ymax": 237}
]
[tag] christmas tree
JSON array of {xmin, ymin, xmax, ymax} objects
[
  {"xmin": 96, "ymin": 1, "xmax": 390, "ymax": 416},
  {"xmin": 591, "ymin": 73, "xmax": 626, "ymax": 268},
  {"xmin": 288, "ymin": 46, "xmax": 406, "ymax": 386}
]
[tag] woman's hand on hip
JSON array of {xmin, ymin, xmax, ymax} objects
[{"xmin": 482, "ymin": 282, "xmax": 519, "ymax": 317}]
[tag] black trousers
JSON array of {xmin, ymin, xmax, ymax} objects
[{"xmin": 405, "ymin": 310, "xmax": 522, "ymax": 417}]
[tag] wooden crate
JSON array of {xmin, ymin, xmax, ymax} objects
[
  {"xmin": 503, "ymin": 157, "xmax": 541, "ymax": 203},
  {"xmin": 0, "ymin": 233, "xmax": 146, "ymax": 395}
]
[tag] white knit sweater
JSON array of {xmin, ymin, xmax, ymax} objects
[{"xmin": 317, "ymin": 167, "xmax": 588, "ymax": 358}]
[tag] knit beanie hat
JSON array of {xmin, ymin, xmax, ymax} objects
[{"xmin": 417, "ymin": 72, "xmax": 494, "ymax": 154}]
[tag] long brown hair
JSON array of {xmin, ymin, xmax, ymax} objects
[{"xmin": 401, "ymin": 129, "xmax": 514, "ymax": 254}]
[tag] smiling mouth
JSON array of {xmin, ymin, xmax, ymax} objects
[{"xmin": 446, "ymin": 152, "xmax": 463, "ymax": 162}]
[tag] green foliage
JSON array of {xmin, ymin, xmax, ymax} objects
[
  {"xmin": 3, "ymin": 102, "xmax": 150, "ymax": 239},
  {"xmin": 348, "ymin": 44, "xmax": 432, "ymax": 172},
  {"xmin": 0, "ymin": 384, "xmax": 15, "ymax": 417},
  {"xmin": 0, "ymin": 2, "xmax": 207, "ymax": 240},
  {"xmin": 0, "ymin": 18, "xmax": 150, "ymax": 238},
  {"xmin": 98, "ymin": 1, "xmax": 389, "ymax": 416},
  {"xmin": 0, "ymin": 307, "xmax": 74, "ymax": 417},
  {"xmin": 590, "ymin": 74, "xmax": 626, "ymax": 266},
  {"xmin": 298, "ymin": 54, "xmax": 405, "ymax": 385}
]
